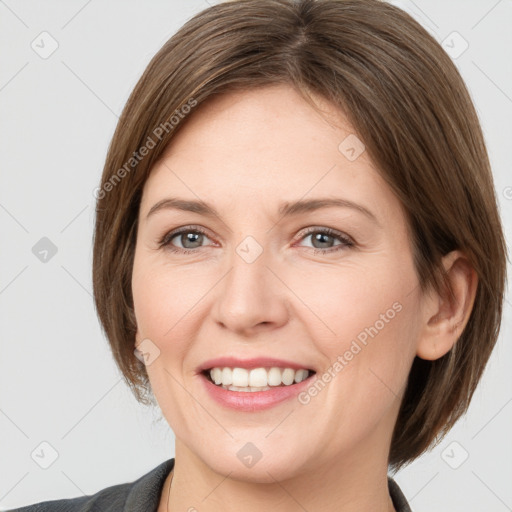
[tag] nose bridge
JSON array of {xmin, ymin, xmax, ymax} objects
[{"xmin": 212, "ymin": 233, "xmax": 288, "ymax": 334}]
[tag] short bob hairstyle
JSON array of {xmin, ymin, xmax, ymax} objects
[{"xmin": 92, "ymin": 0, "xmax": 507, "ymax": 470}]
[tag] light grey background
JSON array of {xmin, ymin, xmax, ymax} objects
[{"xmin": 1, "ymin": 1, "xmax": 511, "ymax": 510}]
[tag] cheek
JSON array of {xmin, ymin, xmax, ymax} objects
[
  {"xmin": 291, "ymin": 256, "xmax": 417, "ymax": 348},
  {"xmin": 295, "ymin": 256, "xmax": 420, "ymax": 401},
  {"xmin": 132, "ymin": 258, "xmax": 208, "ymax": 341},
  {"xmin": 131, "ymin": 260, "xmax": 196, "ymax": 423},
  {"xmin": 131, "ymin": 257, "xmax": 215, "ymax": 404}
]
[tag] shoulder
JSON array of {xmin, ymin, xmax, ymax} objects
[
  {"xmin": 8, "ymin": 459, "xmax": 175, "ymax": 512},
  {"xmin": 7, "ymin": 481, "xmax": 130, "ymax": 512}
]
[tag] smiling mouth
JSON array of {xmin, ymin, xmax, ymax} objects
[{"xmin": 202, "ymin": 366, "xmax": 316, "ymax": 392}]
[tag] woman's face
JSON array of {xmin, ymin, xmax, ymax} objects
[{"xmin": 132, "ymin": 84, "xmax": 426, "ymax": 481}]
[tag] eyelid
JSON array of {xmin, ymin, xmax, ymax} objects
[
  {"xmin": 158, "ymin": 224, "xmax": 215, "ymax": 248},
  {"xmin": 294, "ymin": 226, "xmax": 354, "ymax": 246},
  {"xmin": 159, "ymin": 224, "xmax": 355, "ymax": 255}
]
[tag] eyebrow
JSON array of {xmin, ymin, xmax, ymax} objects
[{"xmin": 146, "ymin": 197, "xmax": 380, "ymax": 226}]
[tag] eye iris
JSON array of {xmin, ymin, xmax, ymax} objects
[
  {"xmin": 181, "ymin": 232, "xmax": 203, "ymax": 249},
  {"xmin": 312, "ymin": 232, "xmax": 334, "ymax": 249}
]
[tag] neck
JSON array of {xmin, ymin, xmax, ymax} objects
[{"xmin": 164, "ymin": 440, "xmax": 396, "ymax": 512}]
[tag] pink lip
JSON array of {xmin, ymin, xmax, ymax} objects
[
  {"xmin": 200, "ymin": 372, "xmax": 316, "ymax": 412},
  {"xmin": 197, "ymin": 356, "xmax": 314, "ymax": 373}
]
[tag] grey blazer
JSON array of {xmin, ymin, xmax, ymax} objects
[{"xmin": 8, "ymin": 458, "xmax": 412, "ymax": 511}]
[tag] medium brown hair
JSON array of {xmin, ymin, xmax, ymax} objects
[{"xmin": 92, "ymin": 0, "xmax": 507, "ymax": 469}]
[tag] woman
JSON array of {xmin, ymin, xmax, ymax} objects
[{"xmin": 11, "ymin": 0, "xmax": 506, "ymax": 510}]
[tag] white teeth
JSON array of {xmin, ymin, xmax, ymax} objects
[
  {"xmin": 232, "ymin": 368, "xmax": 249, "ymax": 387},
  {"xmin": 268, "ymin": 367, "xmax": 282, "ymax": 386},
  {"xmin": 249, "ymin": 368, "xmax": 267, "ymax": 387},
  {"xmin": 221, "ymin": 367, "xmax": 232, "ymax": 386},
  {"xmin": 211, "ymin": 367, "xmax": 222, "ymax": 385},
  {"xmin": 208, "ymin": 366, "xmax": 311, "ymax": 390},
  {"xmin": 294, "ymin": 369, "xmax": 308, "ymax": 383},
  {"xmin": 282, "ymin": 368, "xmax": 295, "ymax": 385},
  {"xmin": 224, "ymin": 385, "xmax": 272, "ymax": 392}
]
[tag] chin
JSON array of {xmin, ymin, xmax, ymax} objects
[{"xmin": 196, "ymin": 441, "xmax": 310, "ymax": 484}]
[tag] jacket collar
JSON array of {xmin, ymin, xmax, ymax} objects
[
  {"xmin": 123, "ymin": 458, "xmax": 174, "ymax": 511},
  {"xmin": 122, "ymin": 458, "xmax": 411, "ymax": 512}
]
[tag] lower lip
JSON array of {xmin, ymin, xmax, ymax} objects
[{"xmin": 200, "ymin": 372, "xmax": 316, "ymax": 412}]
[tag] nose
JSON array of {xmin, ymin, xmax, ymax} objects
[{"xmin": 211, "ymin": 241, "xmax": 289, "ymax": 337}]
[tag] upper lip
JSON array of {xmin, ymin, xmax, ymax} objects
[{"xmin": 198, "ymin": 357, "xmax": 316, "ymax": 373}]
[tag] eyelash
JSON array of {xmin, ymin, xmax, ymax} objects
[{"xmin": 157, "ymin": 225, "xmax": 355, "ymax": 255}]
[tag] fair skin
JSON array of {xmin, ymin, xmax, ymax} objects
[{"xmin": 131, "ymin": 84, "xmax": 477, "ymax": 512}]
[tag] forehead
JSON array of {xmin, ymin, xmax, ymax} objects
[{"xmin": 139, "ymin": 84, "xmax": 402, "ymax": 225}]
